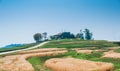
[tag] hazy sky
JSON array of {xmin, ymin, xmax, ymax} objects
[{"xmin": 0, "ymin": 0, "xmax": 120, "ymax": 47}]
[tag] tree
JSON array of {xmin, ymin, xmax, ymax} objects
[
  {"xmin": 42, "ymin": 32, "xmax": 47, "ymax": 40},
  {"xmin": 59, "ymin": 32, "xmax": 75, "ymax": 39},
  {"xmin": 50, "ymin": 36, "xmax": 55, "ymax": 40},
  {"xmin": 70, "ymin": 33, "xmax": 75, "ymax": 39},
  {"xmin": 60, "ymin": 32, "xmax": 71, "ymax": 39},
  {"xmin": 50, "ymin": 32, "xmax": 75, "ymax": 40},
  {"xmin": 84, "ymin": 29, "xmax": 92, "ymax": 40},
  {"xmin": 50, "ymin": 34, "xmax": 60, "ymax": 40},
  {"xmin": 33, "ymin": 33, "xmax": 42, "ymax": 43},
  {"xmin": 76, "ymin": 30, "xmax": 84, "ymax": 40},
  {"xmin": 76, "ymin": 33, "xmax": 80, "ymax": 38},
  {"xmin": 79, "ymin": 30, "xmax": 84, "ymax": 40}
]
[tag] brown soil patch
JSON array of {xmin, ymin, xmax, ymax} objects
[
  {"xmin": 44, "ymin": 58, "xmax": 114, "ymax": 71},
  {"xmin": 18, "ymin": 48, "xmax": 66, "ymax": 54},
  {"xmin": 0, "ymin": 48, "xmax": 67, "ymax": 71},
  {"xmin": 106, "ymin": 47, "xmax": 120, "ymax": 51},
  {"xmin": 72, "ymin": 48, "xmax": 102, "ymax": 54},
  {"xmin": 75, "ymin": 50, "xmax": 93, "ymax": 54},
  {"xmin": 102, "ymin": 51, "xmax": 120, "ymax": 59}
]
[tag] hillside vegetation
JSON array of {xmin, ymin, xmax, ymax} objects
[
  {"xmin": 28, "ymin": 39, "xmax": 120, "ymax": 71},
  {"xmin": 40, "ymin": 39, "xmax": 118, "ymax": 48},
  {"xmin": 0, "ymin": 43, "xmax": 39, "ymax": 52}
]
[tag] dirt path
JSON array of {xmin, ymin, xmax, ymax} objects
[{"xmin": 0, "ymin": 48, "xmax": 67, "ymax": 71}]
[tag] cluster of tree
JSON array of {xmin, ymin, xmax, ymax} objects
[
  {"xmin": 76, "ymin": 29, "xmax": 93, "ymax": 40},
  {"xmin": 33, "ymin": 29, "xmax": 93, "ymax": 43},
  {"xmin": 33, "ymin": 32, "xmax": 47, "ymax": 43},
  {"xmin": 50, "ymin": 32, "xmax": 75, "ymax": 40},
  {"xmin": 50, "ymin": 29, "xmax": 93, "ymax": 40}
]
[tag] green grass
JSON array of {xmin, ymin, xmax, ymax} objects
[
  {"xmin": 28, "ymin": 54, "xmax": 67, "ymax": 71},
  {"xmin": 0, "ymin": 43, "xmax": 39, "ymax": 52},
  {"xmin": 114, "ymin": 48, "xmax": 120, "ymax": 53},
  {"xmin": 40, "ymin": 39, "xmax": 118, "ymax": 48},
  {"xmin": 28, "ymin": 50, "xmax": 120, "ymax": 71},
  {"xmin": 28, "ymin": 39, "xmax": 120, "ymax": 71}
]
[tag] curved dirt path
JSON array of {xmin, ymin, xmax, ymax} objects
[
  {"xmin": 0, "ymin": 48, "xmax": 67, "ymax": 71},
  {"xmin": 0, "ymin": 41, "xmax": 49, "ymax": 55}
]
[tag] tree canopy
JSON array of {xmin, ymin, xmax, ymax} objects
[
  {"xmin": 33, "ymin": 33, "xmax": 42, "ymax": 43},
  {"xmin": 84, "ymin": 29, "xmax": 93, "ymax": 40}
]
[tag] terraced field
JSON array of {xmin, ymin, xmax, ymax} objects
[
  {"xmin": 0, "ymin": 39, "xmax": 120, "ymax": 71},
  {"xmin": 0, "ymin": 48, "xmax": 67, "ymax": 71},
  {"xmin": 28, "ymin": 39, "xmax": 120, "ymax": 71}
]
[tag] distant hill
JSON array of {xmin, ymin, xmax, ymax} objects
[{"xmin": 3, "ymin": 44, "xmax": 24, "ymax": 48}]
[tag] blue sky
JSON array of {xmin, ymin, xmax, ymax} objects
[{"xmin": 0, "ymin": 0, "xmax": 120, "ymax": 47}]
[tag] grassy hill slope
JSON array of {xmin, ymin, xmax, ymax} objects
[
  {"xmin": 0, "ymin": 43, "xmax": 39, "ymax": 52},
  {"xmin": 28, "ymin": 39, "xmax": 120, "ymax": 71},
  {"xmin": 40, "ymin": 39, "xmax": 118, "ymax": 48}
]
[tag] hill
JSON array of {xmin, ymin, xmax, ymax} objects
[
  {"xmin": 0, "ymin": 43, "xmax": 38, "ymax": 52},
  {"xmin": 3, "ymin": 44, "xmax": 24, "ymax": 48},
  {"xmin": 40, "ymin": 39, "xmax": 118, "ymax": 48},
  {"xmin": 28, "ymin": 39, "xmax": 120, "ymax": 71}
]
